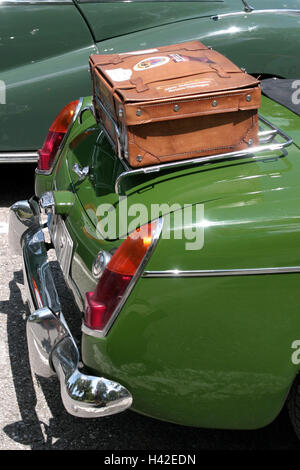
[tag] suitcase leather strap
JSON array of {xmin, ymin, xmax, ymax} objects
[
  {"xmin": 122, "ymin": 65, "xmax": 238, "ymax": 93},
  {"xmin": 91, "ymin": 43, "xmax": 209, "ymax": 67}
]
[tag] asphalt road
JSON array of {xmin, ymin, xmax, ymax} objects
[{"xmin": 0, "ymin": 163, "xmax": 300, "ymax": 451}]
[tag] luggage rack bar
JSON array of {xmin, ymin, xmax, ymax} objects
[{"xmin": 114, "ymin": 115, "xmax": 293, "ymax": 195}]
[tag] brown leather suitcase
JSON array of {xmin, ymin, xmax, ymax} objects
[{"xmin": 89, "ymin": 41, "xmax": 261, "ymax": 168}]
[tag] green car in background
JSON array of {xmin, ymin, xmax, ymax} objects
[{"xmin": 1, "ymin": 0, "xmax": 300, "ymax": 162}]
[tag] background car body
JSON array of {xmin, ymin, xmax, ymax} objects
[
  {"xmin": 1, "ymin": 0, "xmax": 300, "ymax": 161},
  {"xmin": 32, "ymin": 93, "xmax": 300, "ymax": 429}
]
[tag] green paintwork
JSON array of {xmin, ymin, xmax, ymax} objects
[
  {"xmin": 2, "ymin": 0, "xmax": 300, "ymax": 154},
  {"xmin": 35, "ymin": 93, "xmax": 300, "ymax": 428},
  {"xmin": 0, "ymin": 3, "xmax": 96, "ymax": 151},
  {"xmin": 96, "ymin": 11, "xmax": 300, "ymax": 79},
  {"xmin": 77, "ymin": 0, "xmax": 300, "ymax": 48},
  {"xmin": 76, "ymin": 0, "xmax": 232, "ymax": 42},
  {"xmin": 82, "ymin": 273, "xmax": 300, "ymax": 428},
  {"xmin": 52, "ymin": 190, "xmax": 75, "ymax": 215}
]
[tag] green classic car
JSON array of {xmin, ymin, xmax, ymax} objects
[
  {"xmin": 8, "ymin": 67, "xmax": 300, "ymax": 440},
  {"xmin": 1, "ymin": 0, "xmax": 300, "ymax": 162}
]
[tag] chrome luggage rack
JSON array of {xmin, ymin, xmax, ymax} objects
[
  {"xmin": 114, "ymin": 116, "xmax": 292, "ymax": 195},
  {"xmin": 79, "ymin": 106, "xmax": 293, "ymax": 196}
]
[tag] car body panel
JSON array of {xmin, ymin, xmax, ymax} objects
[
  {"xmin": 95, "ymin": 11, "xmax": 300, "ymax": 78},
  {"xmin": 250, "ymin": 0, "xmax": 300, "ymax": 7},
  {"xmin": 0, "ymin": 2, "xmax": 96, "ymax": 152},
  {"xmin": 77, "ymin": 0, "xmax": 300, "ymax": 48},
  {"xmin": 82, "ymin": 271, "xmax": 300, "ymax": 428},
  {"xmin": 34, "ymin": 94, "xmax": 300, "ymax": 428},
  {"xmin": 76, "ymin": 0, "xmax": 232, "ymax": 42}
]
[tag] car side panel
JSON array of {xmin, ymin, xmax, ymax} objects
[
  {"xmin": 96, "ymin": 12, "xmax": 300, "ymax": 78},
  {"xmin": 82, "ymin": 273, "xmax": 300, "ymax": 429},
  {"xmin": 76, "ymin": 0, "xmax": 233, "ymax": 42},
  {"xmin": 0, "ymin": 4, "xmax": 96, "ymax": 151}
]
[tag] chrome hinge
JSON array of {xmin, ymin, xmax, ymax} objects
[{"xmin": 72, "ymin": 163, "xmax": 89, "ymax": 181}]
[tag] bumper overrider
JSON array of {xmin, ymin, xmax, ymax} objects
[{"xmin": 8, "ymin": 198, "xmax": 132, "ymax": 418}]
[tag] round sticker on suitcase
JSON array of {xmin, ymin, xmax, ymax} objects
[{"xmin": 134, "ymin": 56, "xmax": 170, "ymax": 71}]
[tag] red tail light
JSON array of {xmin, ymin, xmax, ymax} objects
[
  {"xmin": 37, "ymin": 100, "xmax": 79, "ymax": 172},
  {"xmin": 84, "ymin": 220, "xmax": 162, "ymax": 334}
]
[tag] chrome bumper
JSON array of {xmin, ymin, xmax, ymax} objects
[{"xmin": 8, "ymin": 199, "xmax": 132, "ymax": 418}]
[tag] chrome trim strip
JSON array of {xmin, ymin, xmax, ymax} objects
[
  {"xmin": 78, "ymin": 0, "xmax": 224, "ymax": 3},
  {"xmin": 82, "ymin": 217, "xmax": 164, "ymax": 339},
  {"xmin": 0, "ymin": 152, "xmax": 38, "ymax": 163},
  {"xmin": 143, "ymin": 267, "xmax": 300, "ymax": 278},
  {"xmin": 212, "ymin": 9, "xmax": 300, "ymax": 20},
  {"xmin": 78, "ymin": 105, "xmax": 95, "ymax": 125},
  {"xmin": 0, "ymin": 1, "xmax": 73, "ymax": 4},
  {"xmin": 35, "ymin": 97, "xmax": 83, "ymax": 176}
]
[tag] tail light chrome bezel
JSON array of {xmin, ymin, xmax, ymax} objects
[
  {"xmin": 82, "ymin": 217, "xmax": 164, "ymax": 339},
  {"xmin": 36, "ymin": 97, "xmax": 83, "ymax": 176}
]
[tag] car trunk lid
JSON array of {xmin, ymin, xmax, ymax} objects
[
  {"xmin": 75, "ymin": 1, "xmax": 231, "ymax": 43},
  {"xmin": 66, "ymin": 95, "xmax": 300, "ymax": 240}
]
